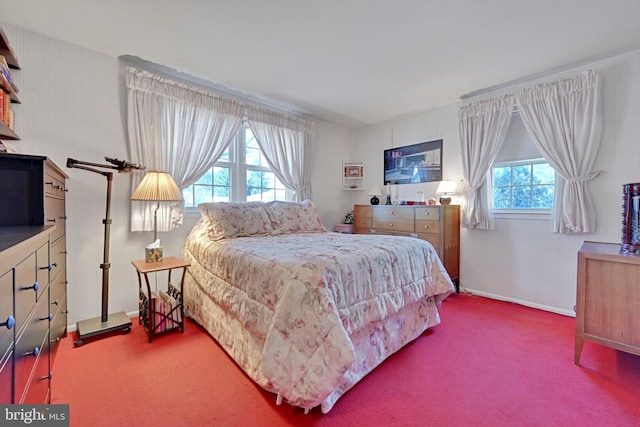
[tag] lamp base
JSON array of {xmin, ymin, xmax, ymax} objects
[
  {"xmin": 439, "ymin": 196, "xmax": 452, "ymax": 205},
  {"xmin": 74, "ymin": 311, "xmax": 132, "ymax": 347},
  {"xmin": 370, "ymin": 196, "xmax": 380, "ymax": 205}
]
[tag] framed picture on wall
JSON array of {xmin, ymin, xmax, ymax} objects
[{"xmin": 344, "ymin": 165, "xmax": 363, "ymax": 178}]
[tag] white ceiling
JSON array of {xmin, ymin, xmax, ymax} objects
[{"xmin": 1, "ymin": 0, "xmax": 639, "ymax": 129}]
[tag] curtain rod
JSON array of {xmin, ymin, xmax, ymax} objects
[
  {"xmin": 119, "ymin": 54, "xmax": 311, "ymax": 120},
  {"xmin": 460, "ymin": 46, "xmax": 639, "ymax": 100}
]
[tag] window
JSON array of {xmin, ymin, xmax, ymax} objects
[
  {"xmin": 491, "ymin": 159, "xmax": 555, "ymax": 210},
  {"xmin": 182, "ymin": 124, "xmax": 287, "ymax": 207}
]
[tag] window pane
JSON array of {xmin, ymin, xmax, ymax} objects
[
  {"xmin": 214, "ymin": 166, "xmax": 230, "ymax": 186},
  {"xmin": 214, "ymin": 186, "xmax": 229, "ymax": 202},
  {"xmin": 513, "ymin": 186, "xmax": 531, "ymax": 208},
  {"xmin": 512, "ymin": 164, "xmax": 531, "ymax": 185},
  {"xmin": 494, "ymin": 187, "xmax": 511, "ymax": 209},
  {"xmin": 182, "ymin": 187, "xmax": 194, "ymax": 208},
  {"xmin": 196, "ymin": 169, "xmax": 213, "ymax": 185},
  {"xmin": 493, "ymin": 166, "xmax": 511, "ymax": 186},
  {"xmin": 533, "ymin": 163, "xmax": 555, "ymax": 184},
  {"xmin": 532, "ymin": 185, "xmax": 554, "ymax": 208},
  {"xmin": 194, "ymin": 185, "xmax": 213, "ymax": 206},
  {"xmin": 218, "ymin": 147, "xmax": 230, "ymax": 163}
]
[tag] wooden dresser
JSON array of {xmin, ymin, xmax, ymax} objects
[
  {"xmin": 354, "ymin": 204, "xmax": 460, "ymax": 291},
  {"xmin": 575, "ymin": 241, "xmax": 640, "ymax": 364},
  {"xmin": 0, "ymin": 153, "xmax": 68, "ymax": 404}
]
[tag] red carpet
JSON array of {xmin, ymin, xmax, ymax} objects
[{"xmin": 51, "ymin": 294, "xmax": 640, "ymax": 426}]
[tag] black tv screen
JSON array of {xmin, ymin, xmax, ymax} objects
[{"xmin": 384, "ymin": 139, "xmax": 443, "ymax": 185}]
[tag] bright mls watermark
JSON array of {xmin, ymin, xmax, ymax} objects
[{"xmin": 1, "ymin": 405, "xmax": 69, "ymax": 426}]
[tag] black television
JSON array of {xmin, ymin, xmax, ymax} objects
[{"xmin": 384, "ymin": 139, "xmax": 443, "ymax": 185}]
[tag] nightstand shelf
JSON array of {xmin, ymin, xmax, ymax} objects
[{"xmin": 132, "ymin": 256, "xmax": 190, "ymax": 343}]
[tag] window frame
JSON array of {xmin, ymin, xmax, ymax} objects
[
  {"xmin": 490, "ymin": 158, "xmax": 554, "ymax": 220},
  {"xmin": 183, "ymin": 123, "xmax": 289, "ymax": 213}
]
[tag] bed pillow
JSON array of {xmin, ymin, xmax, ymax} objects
[
  {"xmin": 199, "ymin": 202, "xmax": 274, "ymax": 240},
  {"xmin": 266, "ymin": 200, "xmax": 328, "ymax": 234}
]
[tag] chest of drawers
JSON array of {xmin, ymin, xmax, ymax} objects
[
  {"xmin": 0, "ymin": 153, "xmax": 68, "ymax": 403},
  {"xmin": 354, "ymin": 204, "xmax": 460, "ymax": 291}
]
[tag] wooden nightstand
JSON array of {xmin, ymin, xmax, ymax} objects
[{"xmin": 131, "ymin": 256, "xmax": 190, "ymax": 343}]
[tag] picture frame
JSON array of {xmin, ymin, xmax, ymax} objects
[{"xmin": 344, "ymin": 165, "xmax": 363, "ymax": 178}]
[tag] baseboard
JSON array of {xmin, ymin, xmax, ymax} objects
[{"xmin": 460, "ymin": 288, "xmax": 576, "ymax": 318}]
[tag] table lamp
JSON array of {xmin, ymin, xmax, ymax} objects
[
  {"xmin": 436, "ymin": 180, "xmax": 457, "ymax": 205},
  {"xmin": 131, "ymin": 171, "xmax": 183, "ymax": 242}
]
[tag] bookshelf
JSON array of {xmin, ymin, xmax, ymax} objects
[
  {"xmin": 0, "ymin": 28, "xmax": 21, "ymax": 143},
  {"xmin": 343, "ymin": 161, "xmax": 364, "ymax": 191}
]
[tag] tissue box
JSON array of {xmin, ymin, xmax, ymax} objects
[{"xmin": 145, "ymin": 247, "xmax": 163, "ymax": 263}]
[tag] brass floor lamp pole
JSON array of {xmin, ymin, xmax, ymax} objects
[{"xmin": 66, "ymin": 157, "xmax": 143, "ymax": 346}]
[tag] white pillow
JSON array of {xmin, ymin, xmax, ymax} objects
[
  {"xmin": 199, "ymin": 202, "xmax": 274, "ymax": 240},
  {"xmin": 266, "ymin": 200, "xmax": 327, "ymax": 234}
]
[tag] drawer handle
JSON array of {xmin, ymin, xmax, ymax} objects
[
  {"xmin": 45, "ymin": 181, "xmax": 55, "ymax": 187},
  {"xmin": 1, "ymin": 315, "xmax": 15, "ymax": 330},
  {"xmin": 52, "ymin": 299, "xmax": 60, "ymax": 306},
  {"xmin": 61, "ymin": 216, "xmax": 67, "ymax": 220},
  {"xmin": 40, "ymin": 262, "xmax": 58, "ymax": 271},
  {"xmin": 39, "ymin": 373, "xmax": 53, "ymax": 381},
  {"xmin": 389, "ymin": 223, "xmax": 394, "ymax": 227},
  {"xmin": 47, "ymin": 217, "xmax": 57, "ymax": 223},
  {"xmin": 52, "ymin": 337, "xmax": 60, "ymax": 343},
  {"xmin": 64, "ymin": 188, "xmax": 69, "ymax": 192},
  {"xmin": 423, "ymin": 225, "xmax": 429, "ymax": 229},
  {"xmin": 40, "ymin": 313, "xmax": 53, "ymax": 321},
  {"xmin": 21, "ymin": 281, "xmax": 39, "ymax": 292},
  {"xmin": 424, "ymin": 212, "xmax": 431, "ymax": 216},
  {"xmin": 26, "ymin": 346, "xmax": 40, "ymax": 357}
]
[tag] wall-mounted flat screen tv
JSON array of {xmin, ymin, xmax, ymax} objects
[{"xmin": 384, "ymin": 139, "xmax": 443, "ymax": 185}]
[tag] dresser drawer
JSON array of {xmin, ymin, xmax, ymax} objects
[
  {"xmin": 415, "ymin": 207, "xmax": 440, "ymax": 221},
  {"xmin": 14, "ymin": 252, "xmax": 38, "ymax": 333},
  {"xmin": 35, "ymin": 242, "xmax": 50, "ymax": 302},
  {"xmin": 50, "ymin": 239, "xmax": 66, "ymax": 285},
  {"xmin": 21, "ymin": 339, "xmax": 50, "ymax": 404},
  {"xmin": 0, "ymin": 271, "xmax": 14, "ymax": 361},
  {"xmin": 0, "ymin": 351, "xmax": 12, "ymax": 403},
  {"xmin": 372, "ymin": 206, "xmax": 414, "ymax": 220},
  {"xmin": 415, "ymin": 220, "xmax": 441, "ymax": 234},
  {"xmin": 45, "ymin": 197, "xmax": 66, "ymax": 243},
  {"xmin": 417, "ymin": 233, "xmax": 441, "ymax": 254},
  {"xmin": 50, "ymin": 296, "xmax": 67, "ymax": 364},
  {"xmin": 14, "ymin": 294, "xmax": 50, "ymax": 403},
  {"xmin": 44, "ymin": 164, "xmax": 67, "ymax": 198},
  {"xmin": 354, "ymin": 205, "xmax": 372, "ymax": 219},
  {"xmin": 372, "ymin": 218, "xmax": 414, "ymax": 233},
  {"xmin": 354, "ymin": 216, "xmax": 372, "ymax": 229}
]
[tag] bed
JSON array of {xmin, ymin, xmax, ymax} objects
[{"xmin": 182, "ymin": 200, "xmax": 455, "ymax": 413}]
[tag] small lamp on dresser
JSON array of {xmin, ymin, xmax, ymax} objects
[{"xmin": 436, "ymin": 180, "xmax": 457, "ymax": 205}]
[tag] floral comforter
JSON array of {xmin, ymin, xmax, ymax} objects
[{"xmin": 183, "ymin": 223, "xmax": 454, "ymax": 412}]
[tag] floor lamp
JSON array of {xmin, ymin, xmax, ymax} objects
[
  {"xmin": 130, "ymin": 171, "xmax": 183, "ymax": 245},
  {"xmin": 66, "ymin": 156, "xmax": 144, "ymax": 346}
]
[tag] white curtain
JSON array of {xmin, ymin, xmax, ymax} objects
[
  {"xmin": 459, "ymin": 96, "xmax": 515, "ymax": 229},
  {"xmin": 246, "ymin": 108, "xmax": 314, "ymax": 201},
  {"xmin": 126, "ymin": 68, "xmax": 244, "ymax": 233},
  {"xmin": 515, "ymin": 70, "xmax": 603, "ymax": 233}
]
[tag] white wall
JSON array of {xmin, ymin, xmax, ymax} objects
[
  {"xmin": 353, "ymin": 50, "xmax": 640, "ymax": 316},
  {"xmin": 3, "ymin": 23, "xmax": 353, "ymax": 329}
]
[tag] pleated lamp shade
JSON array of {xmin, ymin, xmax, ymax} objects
[{"xmin": 131, "ymin": 171, "xmax": 183, "ymax": 202}]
